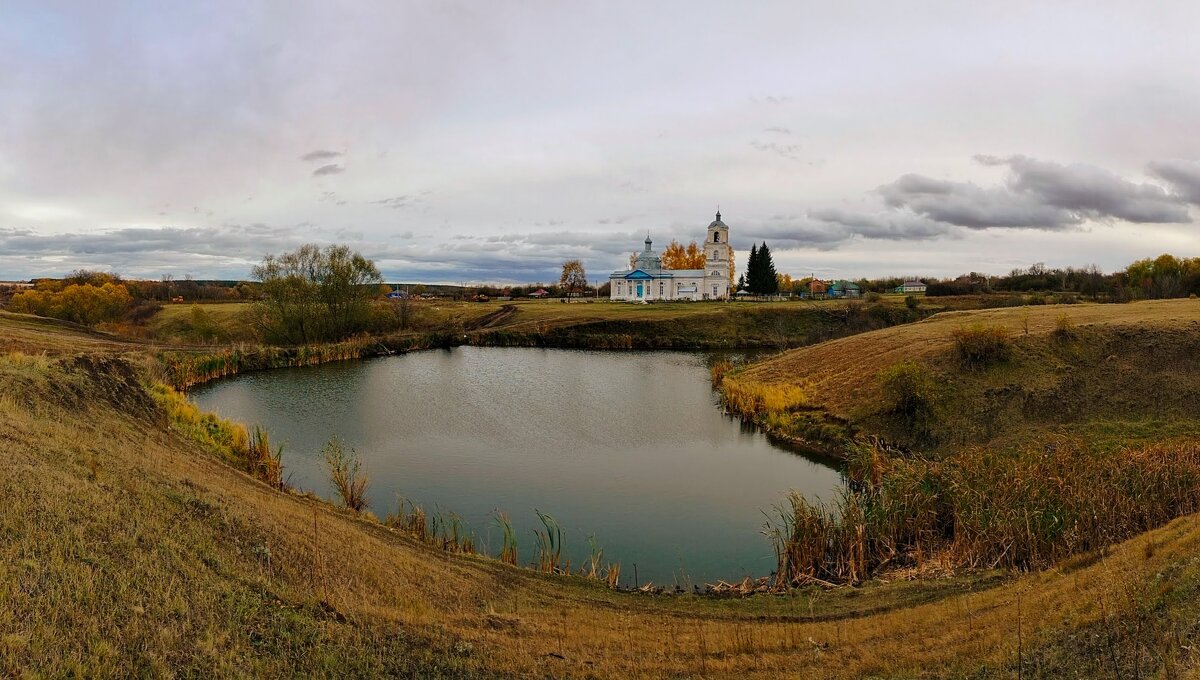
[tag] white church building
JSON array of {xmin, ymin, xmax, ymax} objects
[{"xmin": 610, "ymin": 211, "xmax": 734, "ymax": 301}]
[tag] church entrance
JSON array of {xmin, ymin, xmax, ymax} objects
[{"xmin": 636, "ymin": 282, "xmax": 644, "ymax": 298}]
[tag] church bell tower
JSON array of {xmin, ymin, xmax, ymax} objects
[{"xmin": 704, "ymin": 209, "xmax": 732, "ymax": 300}]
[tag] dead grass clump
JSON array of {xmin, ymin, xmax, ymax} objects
[
  {"xmin": 951, "ymin": 324, "xmax": 1013, "ymax": 368},
  {"xmin": 323, "ymin": 436, "xmax": 370, "ymax": 512},
  {"xmin": 1053, "ymin": 314, "xmax": 1077, "ymax": 340}
]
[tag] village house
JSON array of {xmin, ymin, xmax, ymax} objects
[
  {"xmin": 827, "ymin": 280, "xmax": 863, "ymax": 299},
  {"xmin": 894, "ymin": 280, "xmax": 928, "ymax": 294},
  {"xmin": 610, "ymin": 211, "xmax": 733, "ymax": 301}
]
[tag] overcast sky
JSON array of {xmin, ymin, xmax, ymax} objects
[{"xmin": 3, "ymin": 1, "xmax": 1200, "ymax": 283}]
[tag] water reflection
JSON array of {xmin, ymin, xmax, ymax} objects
[{"xmin": 191, "ymin": 347, "xmax": 844, "ymax": 585}]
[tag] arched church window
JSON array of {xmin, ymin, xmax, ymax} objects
[{"xmin": 713, "ymin": 232, "xmax": 720, "ymax": 243}]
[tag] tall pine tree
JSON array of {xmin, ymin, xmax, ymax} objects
[
  {"xmin": 746, "ymin": 243, "xmax": 759, "ymax": 294},
  {"xmin": 758, "ymin": 242, "xmax": 778, "ymax": 295},
  {"xmin": 745, "ymin": 241, "xmax": 779, "ymax": 295}
]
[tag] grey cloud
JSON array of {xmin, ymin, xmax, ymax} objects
[
  {"xmin": 301, "ymin": 150, "xmax": 343, "ymax": 161},
  {"xmin": 999, "ymin": 155, "xmax": 1190, "ymax": 224},
  {"xmin": 736, "ymin": 216, "xmax": 851, "ymax": 251},
  {"xmin": 878, "ymin": 155, "xmax": 1192, "ymax": 230},
  {"xmin": 1148, "ymin": 159, "xmax": 1200, "ymax": 204},
  {"xmin": 879, "ymin": 174, "xmax": 1075, "ymax": 229},
  {"xmin": 809, "ymin": 208, "xmax": 953, "ymax": 240},
  {"xmin": 764, "ymin": 126, "xmax": 791, "ymax": 135},
  {"xmin": 312, "ymin": 164, "xmax": 344, "ymax": 176}
]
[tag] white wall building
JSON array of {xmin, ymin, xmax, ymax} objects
[{"xmin": 610, "ymin": 211, "xmax": 733, "ymax": 301}]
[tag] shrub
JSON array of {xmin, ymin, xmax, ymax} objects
[
  {"xmin": 904, "ymin": 295, "xmax": 919, "ymax": 310},
  {"xmin": 323, "ymin": 436, "xmax": 370, "ymax": 512},
  {"xmin": 865, "ymin": 291, "xmax": 882, "ymax": 303},
  {"xmin": 1027, "ymin": 293, "xmax": 1047, "ymax": 305},
  {"xmin": 878, "ymin": 361, "xmax": 940, "ymax": 442},
  {"xmin": 1053, "ymin": 314, "xmax": 1076, "ymax": 340},
  {"xmin": 950, "ymin": 324, "xmax": 1013, "ymax": 368}
]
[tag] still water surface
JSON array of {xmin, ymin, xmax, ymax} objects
[{"xmin": 190, "ymin": 347, "xmax": 843, "ymax": 585}]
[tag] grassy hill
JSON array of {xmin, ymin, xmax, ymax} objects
[
  {"xmin": 5, "ymin": 303, "xmax": 1200, "ymax": 676},
  {"xmin": 725, "ymin": 299, "xmax": 1200, "ymax": 452}
]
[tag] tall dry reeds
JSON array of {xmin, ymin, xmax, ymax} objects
[
  {"xmin": 386, "ymin": 498, "xmax": 429, "ymax": 543},
  {"xmin": 247, "ymin": 426, "xmax": 285, "ymax": 490},
  {"xmin": 767, "ymin": 438, "xmax": 1200, "ymax": 586}
]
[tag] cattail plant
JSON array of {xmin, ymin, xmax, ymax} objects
[
  {"xmin": 532, "ymin": 509, "xmax": 563, "ymax": 574},
  {"xmin": 494, "ymin": 511, "xmax": 518, "ymax": 566},
  {"xmin": 247, "ymin": 426, "xmax": 286, "ymax": 490}
]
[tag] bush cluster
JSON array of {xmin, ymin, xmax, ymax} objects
[{"xmin": 950, "ymin": 324, "xmax": 1013, "ymax": 368}]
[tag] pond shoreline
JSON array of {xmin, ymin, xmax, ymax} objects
[{"xmin": 188, "ymin": 346, "xmax": 846, "ymax": 586}]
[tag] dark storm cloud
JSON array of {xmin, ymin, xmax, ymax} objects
[
  {"xmin": 312, "ymin": 164, "xmax": 344, "ymax": 176},
  {"xmin": 1147, "ymin": 159, "xmax": 1200, "ymax": 204},
  {"xmin": 300, "ymin": 149, "xmax": 343, "ymax": 162},
  {"xmin": 878, "ymin": 155, "xmax": 1191, "ymax": 230}
]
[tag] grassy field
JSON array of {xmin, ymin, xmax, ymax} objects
[
  {"xmin": 138, "ymin": 296, "xmax": 985, "ymax": 350},
  {"xmin": 6, "ymin": 301, "xmax": 1200, "ymax": 676},
  {"xmin": 727, "ymin": 298, "xmax": 1200, "ymax": 450}
]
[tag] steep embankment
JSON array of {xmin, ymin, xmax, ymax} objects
[{"xmin": 724, "ymin": 299, "xmax": 1200, "ymax": 453}]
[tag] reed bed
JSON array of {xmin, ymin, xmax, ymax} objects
[
  {"xmin": 767, "ymin": 438, "xmax": 1200, "ymax": 586},
  {"xmin": 161, "ymin": 335, "xmax": 380, "ymax": 389},
  {"xmin": 716, "ymin": 374, "xmax": 807, "ymax": 420}
]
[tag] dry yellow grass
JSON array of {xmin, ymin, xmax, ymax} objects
[
  {"xmin": 738, "ymin": 298, "xmax": 1200, "ymax": 418},
  {"xmin": 5, "ymin": 306, "xmax": 1200, "ymax": 676}
]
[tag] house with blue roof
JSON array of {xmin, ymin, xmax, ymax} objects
[{"xmin": 827, "ymin": 280, "xmax": 863, "ymax": 299}]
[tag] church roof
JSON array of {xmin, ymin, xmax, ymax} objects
[
  {"xmin": 609, "ymin": 268, "xmax": 706, "ymax": 279},
  {"xmin": 708, "ymin": 209, "xmax": 727, "ymax": 229}
]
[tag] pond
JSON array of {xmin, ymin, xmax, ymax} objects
[{"xmin": 189, "ymin": 347, "xmax": 843, "ymax": 586}]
